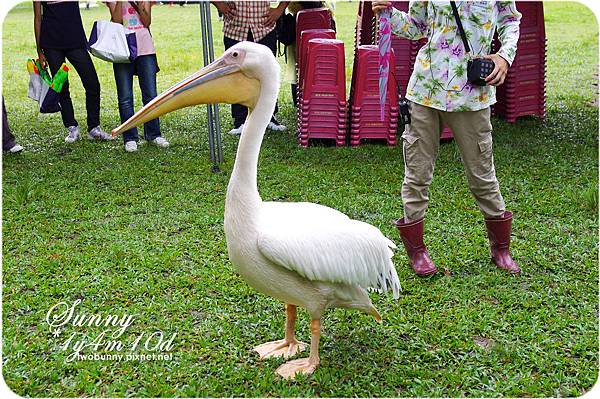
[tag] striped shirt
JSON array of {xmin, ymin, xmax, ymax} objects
[{"xmin": 222, "ymin": 1, "xmax": 275, "ymax": 42}]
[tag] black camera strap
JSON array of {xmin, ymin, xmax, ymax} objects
[{"xmin": 449, "ymin": 1, "xmax": 471, "ymax": 54}]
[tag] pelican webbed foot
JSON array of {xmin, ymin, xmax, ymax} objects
[
  {"xmin": 254, "ymin": 304, "xmax": 306, "ymax": 359},
  {"xmin": 275, "ymin": 356, "xmax": 319, "ymax": 379},
  {"xmin": 276, "ymin": 318, "xmax": 321, "ymax": 380},
  {"xmin": 253, "ymin": 338, "xmax": 307, "ymax": 359}
]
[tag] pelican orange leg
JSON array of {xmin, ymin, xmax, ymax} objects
[
  {"xmin": 253, "ymin": 304, "xmax": 307, "ymax": 359},
  {"xmin": 275, "ymin": 319, "xmax": 321, "ymax": 379}
]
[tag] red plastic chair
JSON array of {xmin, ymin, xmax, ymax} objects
[
  {"xmin": 298, "ymin": 39, "xmax": 347, "ymax": 147},
  {"xmin": 349, "ymin": 45, "xmax": 399, "ymax": 146}
]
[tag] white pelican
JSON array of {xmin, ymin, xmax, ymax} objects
[{"xmin": 112, "ymin": 42, "xmax": 400, "ymax": 379}]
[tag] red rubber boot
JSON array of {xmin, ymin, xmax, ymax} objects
[
  {"xmin": 484, "ymin": 211, "xmax": 520, "ymax": 274},
  {"xmin": 395, "ymin": 218, "xmax": 437, "ymax": 276}
]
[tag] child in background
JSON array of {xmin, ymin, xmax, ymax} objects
[{"xmin": 106, "ymin": 1, "xmax": 169, "ymax": 152}]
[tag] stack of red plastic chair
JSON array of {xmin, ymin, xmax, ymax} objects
[
  {"xmin": 297, "ymin": 29, "xmax": 336, "ymax": 108},
  {"xmin": 493, "ymin": 1, "xmax": 546, "ymax": 122},
  {"xmin": 349, "ymin": 45, "xmax": 399, "ymax": 147},
  {"xmin": 295, "ymin": 8, "xmax": 336, "ymax": 146},
  {"xmin": 296, "ymin": 29, "xmax": 336, "ymax": 144},
  {"xmin": 298, "ymin": 39, "xmax": 347, "ymax": 147},
  {"xmin": 355, "ymin": 1, "xmax": 375, "ymax": 47},
  {"xmin": 439, "ymin": 125, "xmax": 454, "ymax": 140},
  {"xmin": 350, "ymin": 2, "xmax": 400, "ymax": 146},
  {"xmin": 351, "ymin": 1, "xmax": 375, "ymax": 118},
  {"xmin": 295, "ymin": 8, "xmax": 333, "ymax": 61},
  {"xmin": 351, "ymin": 0, "xmax": 375, "ymax": 123}
]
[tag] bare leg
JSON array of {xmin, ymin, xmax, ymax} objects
[
  {"xmin": 275, "ymin": 319, "xmax": 321, "ymax": 379},
  {"xmin": 253, "ymin": 304, "xmax": 307, "ymax": 359}
]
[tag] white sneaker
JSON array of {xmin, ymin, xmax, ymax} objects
[
  {"xmin": 228, "ymin": 124, "xmax": 244, "ymax": 136},
  {"xmin": 124, "ymin": 141, "xmax": 138, "ymax": 152},
  {"xmin": 267, "ymin": 119, "xmax": 286, "ymax": 132},
  {"xmin": 151, "ymin": 137, "xmax": 170, "ymax": 148},
  {"xmin": 8, "ymin": 144, "xmax": 23, "ymax": 153},
  {"xmin": 64, "ymin": 126, "xmax": 80, "ymax": 143},
  {"xmin": 88, "ymin": 126, "xmax": 114, "ymax": 141}
]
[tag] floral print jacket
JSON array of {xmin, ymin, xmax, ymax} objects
[{"xmin": 390, "ymin": 1, "xmax": 521, "ymax": 112}]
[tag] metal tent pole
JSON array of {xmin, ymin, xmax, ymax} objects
[
  {"xmin": 204, "ymin": 5, "xmax": 223, "ymax": 164},
  {"xmin": 199, "ymin": 0, "xmax": 223, "ymax": 173},
  {"xmin": 199, "ymin": 1, "xmax": 216, "ymax": 167}
]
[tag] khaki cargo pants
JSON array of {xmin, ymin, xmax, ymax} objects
[{"xmin": 401, "ymin": 102, "xmax": 506, "ymax": 221}]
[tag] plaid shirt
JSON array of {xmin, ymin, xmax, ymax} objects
[{"xmin": 222, "ymin": 1, "xmax": 275, "ymax": 42}]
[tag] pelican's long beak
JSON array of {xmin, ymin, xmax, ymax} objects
[{"xmin": 111, "ymin": 58, "xmax": 260, "ymax": 136}]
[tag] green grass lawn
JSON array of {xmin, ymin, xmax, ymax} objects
[{"xmin": 2, "ymin": 1, "xmax": 598, "ymax": 397}]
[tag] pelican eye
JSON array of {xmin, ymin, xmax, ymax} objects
[{"xmin": 232, "ymin": 51, "xmax": 239, "ymax": 58}]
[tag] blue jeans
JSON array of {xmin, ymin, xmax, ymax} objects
[{"xmin": 113, "ymin": 54, "xmax": 161, "ymax": 142}]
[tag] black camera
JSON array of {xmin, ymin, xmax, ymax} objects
[
  {"xmin": 399, "ymin": 98, "xmax": 411, "ymax": 125},
  {"xmin": 450, "ymin": 1, "xmax": 496, "ymax": 87},
  {"xmin": 467, "ymin": 58, "xmax": 495, "ymax": 86}
]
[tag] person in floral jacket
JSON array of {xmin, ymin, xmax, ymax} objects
[{"xmin": 373, "ymin": 1, "xmax": 522, "ymax": 276}]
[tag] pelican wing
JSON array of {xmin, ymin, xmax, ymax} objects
[{"xmin": 257, "ymin": 202, "xmax": 401, "ymax": 298}]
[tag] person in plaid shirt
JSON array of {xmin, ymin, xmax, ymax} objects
[{"xmin": 212, "ymin": 1, "xmax": 289, "ymax": 135}]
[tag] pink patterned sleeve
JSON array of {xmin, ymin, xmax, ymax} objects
[
  {"xmin": 496, "ymin": 1, "xmax": 522, "ymax": 66},
  {"xmin": 389, "ymin": 1, "xmax": 429, "ymax": 40}
]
